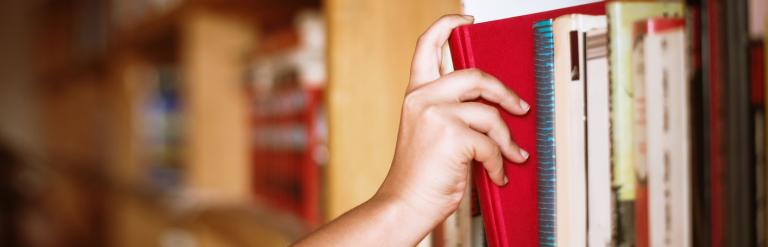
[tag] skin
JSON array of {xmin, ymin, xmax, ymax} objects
[{"xmin": 293, "ymin": 14, "xmax": 529, "ymax": 247}]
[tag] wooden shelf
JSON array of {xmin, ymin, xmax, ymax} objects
[
  {"xmin": 111, "ymin": 0, "xmax": 319, "ymax": 55},
  {"xmin": 35, "ymin": 0, "xmax": 321, "ymax": 85}
]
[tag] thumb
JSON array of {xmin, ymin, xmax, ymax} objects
[{"xmin": 409, "ymin": 14, "xmax": 474, "ymax": 90}]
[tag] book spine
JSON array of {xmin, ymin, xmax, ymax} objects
[
  {"xmin": 750, "ymin": 42, "xmax": 768, "ymax": 246},
  {"xmin": 607, "ymin": 5, "xmax": 638, "ymax": 245},
  {"xmin": 449, "ymin": 26, "xmax": 507, "ymax": 247},
  {"xmin": 686, "ymin": 4, "xmax": 713, "ymax": 246},
  {"xmin": 631, "ymin": 29, "xmax": 649, "ymax": 247},
  {"xmin": 722, "ymin": 0, "xmax": 755, "ymax": 245},
  {"xmin": 449, "ymin": 27, "xmax": 472, "ymax": 71},
  {"xmin": 641, "ymin": 26, "xmax": 692, "ymax": 247},
  {"xmin": 764, "ymin": 27, "xmax": 768, "ymax": 247},
  {"xmin": 704, "ymin": 0, "xmax": 724, "ymax": 245},
  {"xmin": 533, "ymin": 19, "xmax": 556, "ymax": 247},
  {"xmin": 585, "ymin": 29, "xmax": 613, "ymax": 247}
]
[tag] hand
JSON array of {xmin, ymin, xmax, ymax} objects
[
  {"xmin": 375, "ymin": 14, "xmax": 530, "ymax": 235},
  {"xmin": 293, "ymin": 14, "xmax": 530, "ymax": 247}
]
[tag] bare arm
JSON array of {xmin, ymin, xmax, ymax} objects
[{"xmin": 293, "ymin": 14, "xmax": 530, "ymax": 247}]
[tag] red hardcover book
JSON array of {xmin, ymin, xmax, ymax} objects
[
  {"xmin": 751, "ymin": 43, "xmax": 764, "ymax": 108},
  {"xmin": 448, "ymin": 2, "xmax": 605, "ymax": 246},
  {"xmin": 705, "ymin": 0, "xmax": 723, "ymax": 246}
]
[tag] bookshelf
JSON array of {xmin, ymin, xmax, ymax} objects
[
  {"xmin": 38, "ymin": 0, "xmax": 768, "ymax": 246},
  {"xmin": 34, "ymin": 0, "xmax": 320, "ymax": 246}
]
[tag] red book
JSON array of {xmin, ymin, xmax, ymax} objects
[
  {"xmin": 751, "ymin": 43, "xmax": 764, "ymax": 106},
  {"xmin": 448, "ymin": 2, "xmax": 605, "ymax": 246},
  {"xmin": 706, "ymin": 0, "xmax": 723, "ymax": 246}
]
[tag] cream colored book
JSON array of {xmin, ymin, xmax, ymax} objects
[
  {"xmin": 553, "ymin": 14, "xmax": 606, "ymax": 247},
  {"xmin": 585, "ymin": 28, "xmax": 613, "ymax": 247},
  {"xmin": 636, "ymin": 19, "xmax": 691, "ymax": 247}
]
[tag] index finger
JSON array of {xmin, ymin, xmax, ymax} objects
[{"xmin": 414, "ymin": 69, "xmax": 531, "ymax": 115}]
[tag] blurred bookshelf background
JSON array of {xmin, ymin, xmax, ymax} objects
[
  {"xmin": 0, "ymin": 0, "xmax": 460, "ymax": 246},
  {"xmin": 3, "ymin": 0, "xmax": 768, "ymax": 246}
]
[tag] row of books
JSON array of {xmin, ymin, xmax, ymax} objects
[{"xmin": 436, "ymin": 0, "xmax": 768, "ymax": 246}]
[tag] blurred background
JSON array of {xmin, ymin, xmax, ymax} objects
[{"xmin": 0, "ymin": 0, "xmax": 461, "ymax": 246}]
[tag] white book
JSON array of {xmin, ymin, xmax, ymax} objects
[
  {"xmin": 553, "ymin": 14, "xmax": 607, "ymax": 247},
  {"xmin": 461, "ymin": 0, "xmax": 602, "ymax": 23},
  {"xmin": 584, "ymin": 28, "xmax": 613, "ymax": 247},
  {"xmin": 638, "ymin": 21, "xmax": 691, "ymax": 247}
]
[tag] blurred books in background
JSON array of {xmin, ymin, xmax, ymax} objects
[
  {"xmin": 21, "ymin": 0, "xmax": 324, "ymax": 246},
  {"xmin": 247, "ymin": 10, "xmax": 327, "ymax": 227},
  {"xmin": 6, "ymin": 0, "xmax": 768, "ymax": 246}
]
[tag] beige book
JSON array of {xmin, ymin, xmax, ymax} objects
[
  {"xmin": 553, "ymin": 14, "xmax": 606, "ymax": 247},
  {"xmin": 585, "ymin": 28, "xmax": 613, "ymax": 247},
  {"xmin": 643, "ymin": 25, "xmax": 691, "ymax": 247}
]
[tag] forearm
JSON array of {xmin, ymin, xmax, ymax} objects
[{"xmin": 292, "ymin": 192, "xmax": 436, "ymax": 247}]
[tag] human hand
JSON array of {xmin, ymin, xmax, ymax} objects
[{"xmin": 375, "ymin": 14, "xmax": 531, "ymax": 231}]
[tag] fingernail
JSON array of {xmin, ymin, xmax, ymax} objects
[
  {"xmin": 519, "ymin": 149, "xmax": 529, "ymax": 160},
  {"xmin": 503, "ymin": 176, "xmax": 509, "ymax": 185},
  {"xmin": 519, "ymin": 100, "xmax": 530, "ymax": 112},
  {"xmin": 463, "ymin": 15, "xmax": 475, "ymax": 21}
]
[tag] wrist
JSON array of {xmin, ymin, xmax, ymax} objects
[{"xmin": 370, "ymin": 188, "xmax": 444, "ymax": 239}]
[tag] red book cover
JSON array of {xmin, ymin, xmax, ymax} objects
[
  {"xmin": 751, "ymin": 43, "xmax": 765, "ymax": 106},
  {"xmin": 706, "ymin": 0, "xmax": 723, "ymax": 246},
  {"xmin": 448, "ymin": 2, "xmax": 605, "ymax": 246}
]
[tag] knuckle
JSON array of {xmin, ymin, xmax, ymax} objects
[
  {"xmin": 403, "ymin": 93, "xmax": 424, "ymax": 111},
  {"xmin": 494, "ymin": 165, "xmax": 505, "ymax": 178},
  {"xmin": 416, "ymin": 33, "xmax": 429, "ymax": 47},
  {"xmin": 490, "ymin": 150, "xmax": 503, "ymax": 169},
  {"xmin": 465, "ymin": 68, "xmax": 485, "ymax": 79},
  {"xmin": 443, "ymin": 123, "xmax": 463, "ymax": 137},
  {"xmin": 438, "ymin": 14, "xmax": 455, "ymax": 21},
  {"xmin": 508, "ymin": 142, "xmax": 520, "ymax": 152},
  {"xmin": 422, "ymin": 105, "xmax": 449, "ymax": 125},
  {"xmin": 491, "ymin": 144, "xmax": 501, "ymax": 157},
  {"xmin": 492, "ymin": 162, "xmax": 504, "ymax": 176},
  {"xmin": 484, "ymin": 105, "xmax": 502, "ymax": 119},
  {"xmin": 422, "ymin": 105, "xmax": 440, "ymax": 118}
]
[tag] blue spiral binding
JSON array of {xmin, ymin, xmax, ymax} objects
[{"xmin": 533, "ymin": 19, "xmax": 556, "ymax": 247}]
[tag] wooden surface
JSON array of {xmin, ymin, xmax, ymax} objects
[
  {"xmin": 325, "ymin": 0, "xmax": 462, "ymax": 219},
  {"xmin": 180, "ymin": 8, "xmax": 255, "ymax": 201}
]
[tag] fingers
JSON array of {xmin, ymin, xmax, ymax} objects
[
  {"xmin": 443, "ymin": 102, "xmax": 529, "ymax": 164},
  {"xmin": 418, "ymin": 69, "xmax": 530, "ymax": 115},
  {"xmin": 409, "ymin": 14, "xmax": 474, "ymax": 88},
  {"xmin": 463, "ymin": 130, "xmax": 507, "ymax": 186}
]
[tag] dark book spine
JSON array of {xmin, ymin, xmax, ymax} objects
[
  {"xmin": 721, "ymin": 0, "xmax": 756, "ymax": 245},
  {"xmin": 533, "ymin": 19, "xmax": 556, "ymax": 247},
  {"xmin": 688, "ymin": 3, "xmax": 713, "ymax": 246},
  {"xmin": 750, "ymin": 42, "xmax": 766, "ymax": 247},
  {"xmin": 703, "ymin": 0, "xmax": 725, "ymax": 245}
]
